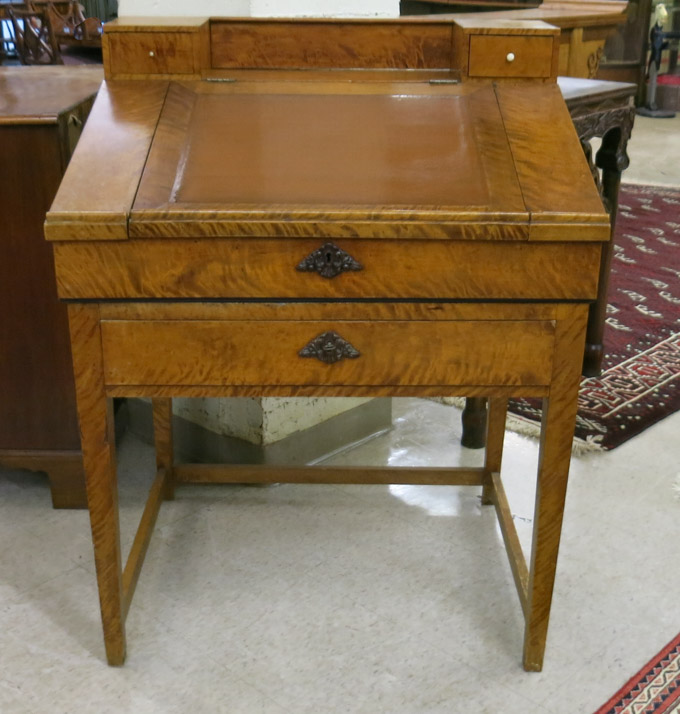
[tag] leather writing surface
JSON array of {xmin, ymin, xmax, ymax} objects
[{"xmin": 136, "ymin": 81, "xmax": 525, "ymax": 213}]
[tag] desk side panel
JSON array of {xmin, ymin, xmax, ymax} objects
[
  {"xmin": 45, "ymin": 81, "xmax": 168, "ymax": 241},
  {"xmin": 494, "ymin": 82, "xmax": 610, "ymax": 240}
]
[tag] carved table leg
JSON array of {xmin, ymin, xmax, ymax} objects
[
  {"xmin": 68, "ymin": 303, "xmax": 126, "ymax": 666},
  {"xmin": 523, "ymin": 305, "xmax": 587, "ymax": 671},
  {"xmin": 583, "ymin": 125, "xmax": 630, "ymax": 376},
  {"xmin": 461, "ymin": 397, "xmax": 487, "ymax": 449}
]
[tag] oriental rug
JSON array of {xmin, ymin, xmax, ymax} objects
[
  {"xmin": 592, "ymin": 632, "xmax": 680, "ymax": 714},
  {"xmin": 507, "ymin": 184, "xmax": 680, "ymax": 451}
]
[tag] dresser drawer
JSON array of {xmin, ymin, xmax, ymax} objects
[
  {"xmin": 100, "ymin": 318, "xmax": 556, "ymax": 388},
  {"xmin": 53, "ymin": 239, "xmax": 600, "ymax": 301},
  {"xmin": 106, "ymin": 32, "xmax": 196, "ymax": 76},
  {"xmin": 468, "ymin": 35, "xmax": 554, "ymax": 78}
]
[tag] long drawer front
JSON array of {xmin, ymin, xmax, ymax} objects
[
  {"xmin": 101, "ymin": 318, "xmax": 556, "ymax": 388},
  {"xmin": 53, "ymin": 238, "xmax": 601, "ymax": 300}
]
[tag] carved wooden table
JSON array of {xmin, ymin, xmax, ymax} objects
[{"xmin": 46, "ymin": 16, "xmax": 610, "ymax": 671}]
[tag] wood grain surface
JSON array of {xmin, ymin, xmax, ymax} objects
[
  {"xmin": 52, "ymin": 238, "xmax": 600, "ymax": 300},
  {"xmin": 99, "ymin": 318, "xmax": 556, "ymax": 388}
]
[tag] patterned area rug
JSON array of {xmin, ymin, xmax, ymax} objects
[
  {"xmin": 508, "ymin": 184, "xmax": 680, "ymax": 451},
  {"xmin": 593, "ymin": 632, "xmax": 680, "ymax": 713}
]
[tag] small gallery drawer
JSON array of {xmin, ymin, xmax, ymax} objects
[
  {"xmin": 106, "ymin": 32, "xmax": 195, "ymax": 76},
  {"xmin": 100, "ymin": 318, "xmax": 556, "ymax": 389},
  {"xmin": 468, "ymin": 35, "xmax": 554, "ymax": 78}
]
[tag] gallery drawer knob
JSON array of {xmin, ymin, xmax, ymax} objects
[
  {"xmin": 296, "ymin": 242, "xmax": 363, "ymax": 279},
  {"xmin": 149, "ymin": 50, "xmax": 155, "ymax": 57},
  {"xmin": 298, "ymin": 331, "xmax": 361, "ymax": 364},
  {"xmin": 506, "ymin": 52, "xmax": 515, "ymax": 63}
]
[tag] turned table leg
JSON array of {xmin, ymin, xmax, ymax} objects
[
  {"xmin": 68, "ymin": 304, "xmax": 126, "ymax": 666},
  {"xmin": 461, "ymin": 397, "xmax": 487, "ymax": 449}
]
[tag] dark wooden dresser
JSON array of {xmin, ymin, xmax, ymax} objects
[{"xmin": 0, "ymin": 66, "xmax": 102, "ymax": 508}]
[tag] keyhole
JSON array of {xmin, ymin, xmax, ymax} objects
[{"xmin": 325, "ymin": 251, "xmax": 332, "ymax": 263}]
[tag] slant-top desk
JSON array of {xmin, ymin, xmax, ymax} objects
[{"xmin": 45, "ymin": 16, "xmax": 610, "ymax": 671}]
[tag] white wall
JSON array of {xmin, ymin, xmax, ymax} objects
[{"xmin": 117, "ymin": 0, "xmax": 398, "ymax": 17}]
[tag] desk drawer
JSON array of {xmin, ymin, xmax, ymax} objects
[
  {"xmin": 54, "ymin": 239, "xmax": 600, "ymax": 301},
  {"xmin": 106, "ymin": 32, "xmax": 196, "ymax": 76},
  {"xmin": 468, "ymin": 35, "xmax": 554, "ymax": 78},
  {"xmin": 100, "ymin": 318, "xmax": 555, "ymax": 388}
]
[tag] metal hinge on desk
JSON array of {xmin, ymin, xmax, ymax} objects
[
  {"xmin": 203, "ymin": 77, "xmax": 237, "ymax": 83},
  {"xmin": 429, "ymin": 79, "xmax": 460, "ymax": 85}
]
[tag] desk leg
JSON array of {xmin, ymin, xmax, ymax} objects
[
  {"xmin": 482, "ymin": 397, "xmax": 507, "ymax": 504},
  {"xmin": 523, "ymin": 306, "xmax": 587, "ymax": 671},
  {"xmin": 68, "ymin": 304, "xmax": 126, "ymax": 666},
  {"xmin": 152, "ymin": 399, "xmax": 175, "ymax": 500}
]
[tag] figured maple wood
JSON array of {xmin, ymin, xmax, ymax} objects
[
  {"xmin": 105, "ymin": 32, "xmax": 196, "ymax": 77},
  {"xmin": 52, "ymin": 239, "xmax": 600, "ymax": 301},
  {"xmin": 490, "ymin": 470, "xmax": 530, "ymax": 615},
  {"xmin": 99, "ymin": 319, "xmax": 556, "ymax": 389},
  {"xmin": 482, "ymin": 396, "xmax": 508, "ymax": 503},
  {"xmin": 468, "ymin": 35, "xmax": 554, "ymax": 78},
  {"xmin": 210, "ymin": 20, "xmax": 454, "ymax": 70},
  {"xmin": 523, "ymin": 303, "xmax": 588, "ymax": 671},
  {"xmin": 152, "ymin": 399, "xmax": 175, "ymax": 500},
  {"xmin": 175, "ymin": 464, "xmax": 486, "ymax": 486},
  {"xmin": 96, "ymin": 301, "xmax": 564, "ymax": 322},
  {"xmin": 121, "ymin": 467, "xmax": 167, "ymax": 618},
  {"xmin": 67, "ymin": 303, "xmax": 125, "ymax": 665},
  {"xmin": 495, "ymin": 82, "xmax": 609, "ymax": 238},
  {"xmin": 45, "ymin": 81, "xmax": 168, "ymax": 241}
]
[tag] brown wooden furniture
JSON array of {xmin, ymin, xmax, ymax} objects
[
  {"xmin": 47, "ymin": 17, "xmax": 610, "ymax": 671},
  {"xmin": 0, "ymin": 66, "xmax": 102, "ymax": 507},
  {"xmin": 406, "ymin": 0, "xmax": 628, "ymax": 77},
  {"xmin": 7, "ymin": 5, "xmax": 63, "ymax": 64},
  {"xmin": 461, "ymin": 75, "xmax": 636, "ymax": 448}
]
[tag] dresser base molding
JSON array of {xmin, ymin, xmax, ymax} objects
[{"xmin": 0, "ymin": 450, "xmax": 86, "ymax": 509}]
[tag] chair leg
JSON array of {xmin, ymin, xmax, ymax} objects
[
  {"xmin": 68, "ymin": 304, "xmax": 126, "ymax": 666},
  {"xmin": 152, "ymin": 399, "xmax": 175, "ymax": 500}
]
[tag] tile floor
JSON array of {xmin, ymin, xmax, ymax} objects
[{"xmin": 1, "ymin": 115, "xmax": 679, "ymax": 714}]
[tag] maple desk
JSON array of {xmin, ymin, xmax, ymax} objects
[{"xmin": 46, "ymin": 17, "xmax": 610, "ymax": 671}]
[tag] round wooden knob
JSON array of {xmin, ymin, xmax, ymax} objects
[{"xmin": 506, "ymin": 52, "xmax": 515, "ymax": 63}]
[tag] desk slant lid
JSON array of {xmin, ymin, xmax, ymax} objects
[{"xmin": 45, "ymin": 17, "xmax": 609, "ymax": 243}]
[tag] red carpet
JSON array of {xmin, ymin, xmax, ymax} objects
[
  {"xmin": 593, "ymin": 632, "xmax": 680, "ymax": 713},
  {"xmin": 508, "ymin": 184, "xmax": 680, "ymax": 450}
]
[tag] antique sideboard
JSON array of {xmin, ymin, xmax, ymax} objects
[
  {"xmin": 45, "ymin": 16, "xmax": 610, "ymax": 671},
  {"xmin": 0, "ymin": 66, "xmax": 102, "ymax": 508}
]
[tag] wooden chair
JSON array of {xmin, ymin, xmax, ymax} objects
[
  {"xmin": 7, "ymin": 5, "xmax": 63, "ymax": 65},
  {"xmin": 43, "ymin": 1, "xmax": 102, "ymax": 47}
]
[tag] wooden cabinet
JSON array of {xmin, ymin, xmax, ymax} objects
[{"xmin": 0, "ymin": 66, "xmax": 102, "ymax": 508}]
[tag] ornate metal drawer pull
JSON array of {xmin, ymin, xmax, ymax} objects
[
  {"xmin": 298, "ymin": 331, "xmax": 360, "ymax": 364},
  {"xmin": 296, "ymin": 242, "xmax": 363, "ymax": 279}
]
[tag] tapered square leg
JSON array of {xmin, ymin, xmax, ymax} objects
[
  {"xmin": 68, "ymin": 304, "xmax": 126, "ymax": 666},
  {"xmin": 523, "ymin": 305, "xmax": 587, "ymax": 671},
  {"xmin": 152, "ymin": 399, "xmax": 175, "ymax": 500},
  {"xmin": 482, "ymin": 397, "xmax": 508, "ymax": 504}
]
